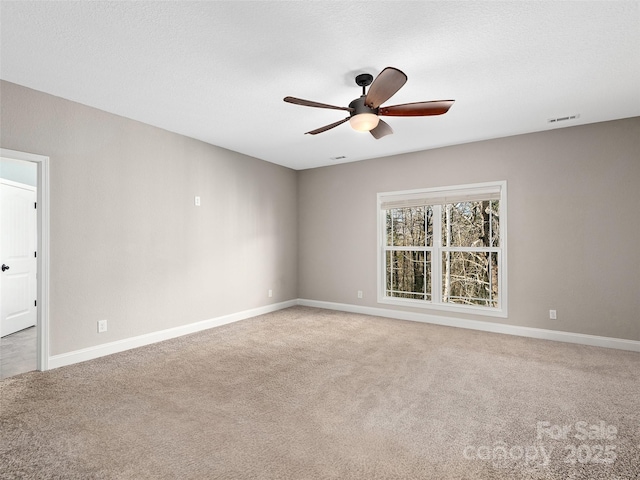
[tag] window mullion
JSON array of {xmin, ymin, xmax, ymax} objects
[{"xmin": 432, "ymin": 204, "xmax": 442, "ymax": 304}]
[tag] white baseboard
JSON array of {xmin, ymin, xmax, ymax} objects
[
  {"xmin": 297, "ymin": 299, "xmax": 640, "ymax": 353},
  {"xmin": 47, "ymin": 300, "xmax": 298, "ymax": 370},
  {"xmin": 47, "ymin": 298, "xmax": 639, "ymax": 370}
]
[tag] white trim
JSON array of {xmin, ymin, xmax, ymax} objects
[
  {"xmin": 377, "ymin": 296, "xmax": 507, "ymax": 318},
  {"xmin": 297, "ymin": 299, "xmax": 640, "ymax": 353},
  {"xmin": 378, "ymin": 181, "xmax": 503, "ymax": 209},
  {"xmin": 0, "ymin": 178, "xmax": 37, "ymax": 191},
  {"xmin": 48, "ymin": 300, "xmax": 297, "ymax": 370},
  {"xmin": 1, "ymin": 148, "xmax": 50, "ymax": 371}
]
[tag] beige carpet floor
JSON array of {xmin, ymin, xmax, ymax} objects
[{"xmin": 1, "ymin": 306, "xmax": 639, "ymax": 479}]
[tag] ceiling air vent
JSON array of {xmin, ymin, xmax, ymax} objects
[{"xmin": 548, "ymin": 114, "xmax": 580, "ymax": 124}]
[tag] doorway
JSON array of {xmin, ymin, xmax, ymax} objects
[
  {"xmin": 0, "ymin": 149, "xmax": 50, "ymax": 377},
  {"xmin": 1, "ymin": 177, "xmax": 37, "ymax": 378}
]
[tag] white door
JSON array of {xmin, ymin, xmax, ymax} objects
[{"xmin": 0, "ymin": 180, "xmax": 37, "ymax": 337}]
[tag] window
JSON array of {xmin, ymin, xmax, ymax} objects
[{"xmin": 378, "ymin": 181, "xmax": 507, "ymax": 317}]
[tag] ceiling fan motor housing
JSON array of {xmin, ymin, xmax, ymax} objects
[
  {"xmin": 348, "ymin": 95, "xmax": 378, "ymax": 117},
  {"xmin": 348, "ymin": 95, "xmax": 380, "ymax": 132}
]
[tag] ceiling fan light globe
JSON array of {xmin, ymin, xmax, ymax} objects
[{"xmin": 349, "ymin": 113, "xmax": 379, "ymax": 132}]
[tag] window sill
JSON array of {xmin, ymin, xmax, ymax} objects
[{"xmin": 377, "ymin": 296, "xmax": 508, "ymax": 319}]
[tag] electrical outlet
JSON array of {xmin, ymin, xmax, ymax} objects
[
  {"xmin": 549, "ymin": 310, "xmax": 557, "ymax": 320},
  {"xmin": 98, "ymin": 319, "xmax": 108, "ymax": 333},
  {"xmin": 268, "ymin": 289, "xmax": 273, "ymax": 298},
  {"xmin": 357, "ymin": 290, "xmax": 363, "ymax": 299},
  {"xmin": 194, "ymin": 196, "xmax": 201, "ymax": 206}
]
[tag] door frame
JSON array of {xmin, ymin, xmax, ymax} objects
[{"xmin": 1, "ymin": 148, "xmax": 50, "ymax": 371}]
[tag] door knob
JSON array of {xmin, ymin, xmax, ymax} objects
[{"xmin": 1, "ymin": 264, "xmax": 9, "ymax": 272}]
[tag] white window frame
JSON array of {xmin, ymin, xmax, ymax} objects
[{"xmin": 377, "ymin": 181, "xmax": 508, "ymax": 318}]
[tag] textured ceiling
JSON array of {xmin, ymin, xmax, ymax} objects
[{"xmin": 1, "ymin": 1, "xmax": 639, "ymax": 170}]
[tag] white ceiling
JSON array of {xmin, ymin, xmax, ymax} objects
[{"xmin": 1, "ymin": 1, "xmax": 639, "ymax": 170}]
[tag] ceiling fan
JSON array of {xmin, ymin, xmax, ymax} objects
[{"xmin": 284, "ymin": 67, "xmax": 454, "ymax": 139}]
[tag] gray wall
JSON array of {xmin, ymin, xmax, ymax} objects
[
  {"xmin": 298, "ymin": 117, "xmax": 640, "ymax": 341},
  {"xmin": 0, "ymin": 80, "xmax": 298, "ymax": 355}
]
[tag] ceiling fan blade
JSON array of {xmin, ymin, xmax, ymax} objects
[
  {"xmin": 365, "ymin": 67, "xmax": 408, "ymax": 109},
  {"xmin": 284, "ymin": 96, "xmax": 354, "ymax": 112},
  {"xmin": 370, "ymin": 119, "xmax": 393, "ymax": 139},
  {"xmin": 305, "ymin": 117, "xmax": 350, "ymax": 135},
  {"xmin": 379, "ymin": 100, "xmax": 455, "ymax": 117}
]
